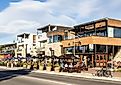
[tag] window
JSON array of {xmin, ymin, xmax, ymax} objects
[
  {"xmin": 49, "ymin": 36, "xmax": 53, "ymax": 43},
  {"xmin": 53, "ymin": 35, "xmax": 62, "ymax": 43},
  {"xmin": 58, "ymin": 35, "xmax": 62, "ymax": 41},
  {"xmin": 49, "ymin": 35, "xmax": 62, "ymax": 43},
  {"xmin": 65, "ymin": 47, "xmax": 73, "ymax": 54},
  {"xmin": 96, "ymin": 45, "xmax": 106, "ymax": 52},
  {"xmin": 114, "ymin": 28, "xmax": 121, "ymax": 38},
  {"xmin": 53, "ymin": 35, "xmax": 58, "ymax": 43},
  {"xmin": 64, "ymin": 32, "xmax": 68, "ymax": 40},
  {"xmin": 96, "ymin": 30, "xmax": 106, "ymax": 36}
]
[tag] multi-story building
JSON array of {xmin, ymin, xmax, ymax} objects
[
  {"xmin": 37, "ymin": 24, "xmax": 72, "ymax": 57},
  {"xmin": 0, "ymin": 43, "xmax": 16, "ymax": 60},
  {"xmin": 61, "ymin": 18, "xmax": 121, "ymax": 67},
  {"xmin": 15, "ymin": 33, "xmax": 37, "ymax": 58}
]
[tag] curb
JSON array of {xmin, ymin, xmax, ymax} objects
[
  {"xmin": 31, "ymin": 70, "xmax": 121, "ymax": 82},
  {"xmin": 0, "ymin": 66, "xmax": 121, "ymax": 82}
]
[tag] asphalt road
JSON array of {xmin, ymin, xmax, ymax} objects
[{"xmin": 0, "ymin": 68, "xmax": 121, "ymax": 85}]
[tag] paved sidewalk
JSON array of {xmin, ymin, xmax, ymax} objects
[
  {"xmin": 32, "ymin": 70, "xmax": 121, "ymax": 82},
  {"xmin": 0, "ymin": 66, "xmax": 121, "ymax": 82}
]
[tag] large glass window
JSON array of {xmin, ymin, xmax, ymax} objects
[
  {"xmin": 53, "ymin": 35, "xmax": 62, "ymax": 43},
  {"xmin": 53, "ymin": 35, "xmax": 58, "ymax": 43},
  {"xmin": 49, "ymin": 35, "xmax": 62, "ymax": 43},
  {"xmin": 96, "ymin": 30, "xmax": 106, "ymax": 36},
  {"xmin": 76, "ymin": 46, "xmax": 85, "ymax": 53},
  {"xmin": 64, "ymin": 32, "xmax": 68, "ymax": 40},
  {"xmin": 58, "ymin": 35, "xmax": 62, "ymax": 42},
  {"xmin": 65, "ymin": 47, "xmax": 73, "ymax": 54},
  {"xmin": 114, "ymin": 28, "xmax": 121, "ymax": 38},
  {"xmin": 96, "ymin": 45, "xmax": 106, "ymax": 53}
]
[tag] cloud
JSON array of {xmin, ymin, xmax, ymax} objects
[
  {"xmin": 0, "ymin": 0, "xmax": 99, "ymax": 33},
  {"xmin": 0, "ymin": 0, "xmax": 121, "ymax": 44},
  {"xmin": 0, "ymin": 20, "xmax": 40, "ymax": 33}
]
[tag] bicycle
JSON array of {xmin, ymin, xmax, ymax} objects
[{"xmin": 92, "ymin": 67, "xmax": 112, "ymax": 77}]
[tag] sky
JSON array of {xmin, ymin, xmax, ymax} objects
[{"xmin": 0, "ymin": 0, "xmax": 121, "ymax": 44}]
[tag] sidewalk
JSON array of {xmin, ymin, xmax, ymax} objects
[
  {"xmin": 0, "ymin": 66, "xmax": 121, "ymax": 82},
  {"xmin": 32, "ymin": 70, "xmax": 121, "ymax": 82}
]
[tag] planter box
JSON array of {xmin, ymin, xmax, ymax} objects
[
  {"xmin": 11, "ymin": 63, "xmax": 14, "ymax": 68},
  {"xmin": 7, "ymin": 63, "xmax": 10, "ymax": 67},
  {"xmin": 54, "ymin": 67, "xmax": 60, "ymax": 72},
  {"xmin": 33, "ymin": 64, "xmax": 38, "ymax": 70},
  {"xmin": 39, "ymin": 66, "xmax": 44, "ymax": 71},
  {"xmin": 27, "ymin": 65, "xmax": 31, "ymax": 69},
  {"xmin": 23, "ymin": 64, "xmax": 27, "ymax": 68},
  {"xmin": 46, "ymin": 66, "xmax": 51, "ymax": 72}
]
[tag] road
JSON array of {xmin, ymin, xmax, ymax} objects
[{"xmin": 0, "ymin": 68, "xmax": 121, "ymax": 85}]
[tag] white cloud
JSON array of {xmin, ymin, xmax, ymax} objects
[
  {"xmin": 0, "ymin": 0, "xmax": 99, "ymax": 33},
  {"xmin": 0, "ymin": 20, "xmax": 40, "ymax": 33},
  {"xmin": 0, "ymin": 0, "xmax": 104, "ymax": 43}
]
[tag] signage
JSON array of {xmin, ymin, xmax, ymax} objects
[
  {"xmin": 108, "ymin": 27, "xmax": 114, "ymax": 37},
  {"xmin": 89, "ymin": 44, "xmax": 93, "ymax": 51}
]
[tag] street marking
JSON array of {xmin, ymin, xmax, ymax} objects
[{"xmin": 19, "ymin": 75, "xmax": 77, "ymax": 85}]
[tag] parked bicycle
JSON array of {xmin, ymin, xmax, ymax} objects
[{"xmin": 93, "ymin": 67, "xmax": 112, "ymax": 77}]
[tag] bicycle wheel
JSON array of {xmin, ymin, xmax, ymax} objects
[
  {"xmin": 97, "ymin": 70, "xmax": 102, "ymax": 77},
  {"xmin": 104, "ymin": 70, "xmax": 112, "ymax": 77}
]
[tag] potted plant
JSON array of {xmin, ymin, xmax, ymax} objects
[
  {"xmin": 46, "ymin": 62, "xmax": 52, "ymax": 72},
  {"xmin": 23, "ymin": 62, "xmax": 27, "ymax": 68},
  {"xmin": 27, "ymin": 62, "xmax": 32, "ymax": 69},
  {"xmin": 54, "ymin": 63, "xmax": 60, "ymax": 72},
  {"xmin": 39, "ymin": 62, "xmax": 44, "ymax": 71},
  {"xmin": 33, "ymin": 62, "xmax": 38, "ymax": 70}
]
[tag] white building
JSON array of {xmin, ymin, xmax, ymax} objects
[
  {"xmin": 37, "ymin": 24, "xmax": 72, "ymax": 57},
  {"xmin": 15, "ymin": 33, "xmax": 37, "ymax": 58}
]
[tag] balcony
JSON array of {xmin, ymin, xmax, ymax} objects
[
  {"xmin": 61, "ymin": 36, "xmax": 121, "ymax": 47},
  {"xmin": 38, "ymin": 33, "xmax": 48, "ymax": 41},
  {"xmin": 36, "ymin": 47, "xmax": 45, "ymax": 52}
]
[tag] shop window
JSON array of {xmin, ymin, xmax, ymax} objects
[
  {"xmin": 114, "ymin": 28, "xmax": 121, "ymax": 38},
  {"xmin": 96, "ymin": 56, "xmax": 99, "ymax": 60},
  {"xmin": 96, "ymin": 45, "xmax": 106, "ymax": 52},
  {"xmin": 100, "ymin": 56, "xmax": 103, "ymax": 60}
]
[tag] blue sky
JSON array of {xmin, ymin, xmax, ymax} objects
[{"xmin": 0, "ymin": 0, "xmax": 121, "ymax": 44}]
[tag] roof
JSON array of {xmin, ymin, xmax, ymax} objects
[
  {"xmin": 17, "ymin": 33, "xmax": 30, "ymax": 37},
  {"xmin": 74, "ymin": 17, "xmax": 121, "ymax": 27},
  {"xmin": 37, "ymin": 24, "xmax": 72, "ymax": 30}
]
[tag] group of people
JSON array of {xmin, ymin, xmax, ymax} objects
[{"xmin": 59, "ymin": 60, "xmax": 86, "ymax": 72}]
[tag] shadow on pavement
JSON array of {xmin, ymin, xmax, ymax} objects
[{"xmin": 0, "ymin": 69, "xmax": 32, "ymax": 82}]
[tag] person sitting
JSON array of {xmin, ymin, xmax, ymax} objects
[
  {"xmin": 69, "ymin": 63, "xmax": 73, "ymax": 68},
  {"xmin": 80, "ymin": 60, "xmax": 85, "ymax": 67},
  {"xmin": 65, "ymin": 63, "xmax": 68, "ymax": 68}
]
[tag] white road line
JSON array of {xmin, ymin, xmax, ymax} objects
[{"xmin": 19, "ymin": 75, "xmax": 77, "ymax": 85}]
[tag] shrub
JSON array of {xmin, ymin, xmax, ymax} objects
[
  {"xmin": 0, "ymin": 62, "xmax": 4, "ymax": 66},
  {"xmin": 47, "ymin": 62, "xmax": 52, "ymax": 67},
  {"xmin": 54, "ymin": 63, "xmax": 60, "ymax": 67}
]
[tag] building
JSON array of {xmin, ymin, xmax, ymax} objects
[
  {"xmin": 15, "ymin": 33, "xmax": 37, "ymax": 58},
  {"xmin": 61, "ymin": 18, "xmax": 121, "ymax": 67},
  {"xmin": 37, "ymin": 24, "xmax": 72, "ymax": 57},
  {"xmin": 0, "ymin": 43, "xmax": 16, "ymax": 60}
]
